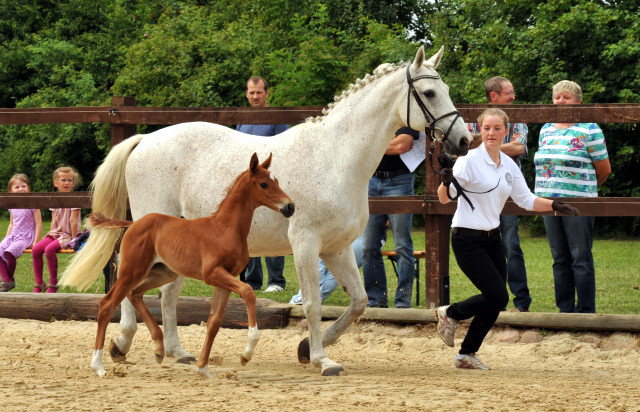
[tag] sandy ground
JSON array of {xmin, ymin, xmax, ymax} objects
[{"xmin": 1, "ymin": 317, "xmax": 639, "ymax": 412}]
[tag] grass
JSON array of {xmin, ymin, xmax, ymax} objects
[{"xmin": 4, "ymin": 218, "xmax": 640, "ymax": 314}]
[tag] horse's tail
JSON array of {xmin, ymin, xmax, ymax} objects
[
  {"xmin": 87, "ymin": 212, "xmax": 134, "ymax": 230},
  {"xmin": 60, "ymin": 135, "xmax": 144, "ymax": 291}
]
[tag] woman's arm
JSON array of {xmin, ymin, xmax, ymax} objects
[
  {"xmin": 437, "ymin": 183, "xmax": 451, "ymax": 204},
  {"xmin": 532, "ymin": 197, "xmax": 554, "ymax": 212},
  {"xmin": 32, "ymin": 210, "xmax": 43, "ymax": 248},
  {"xmin": 593, "ymin": 159, "xmax": 611, "ymax": 185}
]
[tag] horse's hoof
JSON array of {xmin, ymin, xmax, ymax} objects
[
  {"xmin": 240, "ymin": 355, "xmax": 250, "ymax": 366},
  {"xmin": 197, "ymin": 366, "xmax": 212, "ymax": 379},
  {"xmin": 109, "ymin": 339, "xmax": 126, "ymax": 363},
  {"xmin": 176, "ymin": 355, "xmax": 196, "ymax": 365},
  {"xmin": 297, "ymin": 337, "xmax": 310, "ymax": 364},
  {"xmin": 322, "ymin": 366, "xmax": 347, "ymax": 376},
  {"xmin": 154, "ymin": 352, "xmax": 164, "ymax": 365}
]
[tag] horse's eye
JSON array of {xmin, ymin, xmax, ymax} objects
[
  {"xmin": 424, "ymin": 90, "xmax": 435, "ymax": 98},
  {"xmin": 259, "ymin": 182, "xmax": 268, "ymax": 189}
]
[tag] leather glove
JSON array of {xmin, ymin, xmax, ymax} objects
[
  {"xmin": 440, "ymin": 168, "xmax": 454, "ymax": 186},
  {"xmin": 438, "ymin": 153, "xmax": 455, "ymax": 169},
  {"xmin": 552, "ymin": 199, "xmax": 581, "ymax": 216}
]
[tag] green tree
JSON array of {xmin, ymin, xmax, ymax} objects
[{"xmin": 427, "ymin": 0, "xmax": 640, "ymax": 234}]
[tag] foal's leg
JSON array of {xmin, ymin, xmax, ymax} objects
[
  {"xmin": 196, "ymin": 287, "xmax": 231, "ymax": 378},
  {"xmin": 127, "ymin": 269, "xmax": 179, "ymax": 365},
  {"xmin": 91, "ymin": 271, "xmax": 139, "ymax": 377},
  {"xmin": 197, "ymin": 270, "xmax": 259, "ymax": 378}
]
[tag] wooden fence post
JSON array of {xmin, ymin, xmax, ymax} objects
[
  {"xmin": 424, "ymin": 142, "xmax": 451, "ymax": 309},
  {"xmin": 110, "ymin": 96, "xmax": 137, "ymax": 146}
]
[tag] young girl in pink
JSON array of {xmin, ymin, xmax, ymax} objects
[
  {"xmin": 0, "ymin": 174, "xmax": 43, "ymax": 292},
  {"xmin": 31, "ymin": 166, "xmax": 82, "ymax": 293}
]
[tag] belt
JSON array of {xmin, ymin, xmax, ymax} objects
[
  {"xmin": 452, "ymin": 227, "xmax": 500, "ymax": 237},
  {"xmin": 373, "ymin": 169, "xmax": 410, "ymax": 179}
]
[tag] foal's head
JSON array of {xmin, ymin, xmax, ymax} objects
[{"xmin": 247, "ymin": 152, "xmax": 295, "ymax": 218}]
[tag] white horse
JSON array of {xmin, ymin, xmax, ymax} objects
[{"xmin": 60, "ymin": 46, "xmax": 469, "ymax": 376}]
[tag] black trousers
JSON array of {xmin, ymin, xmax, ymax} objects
[{"xmin": 448, "ymin": 230, "xmax": 509, "ymax": 355}]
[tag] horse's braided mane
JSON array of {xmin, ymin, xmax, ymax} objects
[{"xmin": 305, "ymin": 61, "xmax": 420, "ymax": 123}]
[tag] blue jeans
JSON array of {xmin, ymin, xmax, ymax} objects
[
  {"xmin": 290, "ymin": 235, "xmax": 363, "ymax": 303},
  {"xmin": 244, "ymin": 256, "xmax": 286, "ymax": 290},
  {"xmin": 362, "ymin": 173, "xmax": 415, "ymax": 308},
  {"xmin": 543, "ymin": 215, "xmax": 596, "ymax": 313},
  {"xmin": 499, "ymin": 215, "xmax": 531, "ymax": 310}
]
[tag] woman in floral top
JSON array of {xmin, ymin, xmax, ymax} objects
[{"xmin": 534, "ymin": 80, "xmax": 611, "ymax": 313}]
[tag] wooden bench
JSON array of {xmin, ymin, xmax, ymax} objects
[
  {"xmin": 381, "ymin": 250, "xmax": 426, "ymax": 306},
  {"xmin": 23, "ymin": 248, "xmax": 76, "ymax": 254}
]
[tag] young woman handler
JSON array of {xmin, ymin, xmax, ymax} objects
[{"xmin": 435, "ymin": 108, "xmax": 579, "ymax": 370}]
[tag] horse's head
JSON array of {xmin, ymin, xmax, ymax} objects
[
  {"xmin": 402, "ymin": 46, "xmax": 469, "ymax": 156},
  {"xmin": 249, "ymin": 152, "xmax": 295, "ymax": 218}
]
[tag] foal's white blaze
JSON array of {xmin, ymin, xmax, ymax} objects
[{"xmin": 91, "ymin": 349, "xmax": 106, "ymax": 377}]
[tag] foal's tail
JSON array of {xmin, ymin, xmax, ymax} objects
[
  {"xmin": 60, "ymin": 135, "xmax": 144, "ymax": 291},
  {"xmin": 87, "ymin": 212, "xmax": 133, "ymax": 230}
]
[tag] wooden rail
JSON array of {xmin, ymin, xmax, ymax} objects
[
  {"xmin": 4, "ymin": 103, "xmax": 640, "ymax": 125},
  {"xmin": 2, "ymin": 97, "xmax": 639, "ymax": 308}
]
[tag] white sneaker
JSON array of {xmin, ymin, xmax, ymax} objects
[
  {"xmin": 289, "ymin": 295, "xmax": 303, "ymax": 305},
  {"xmin": 454, "ymin": 353, "xmax": 491, "ymax": 370},
  {"xmin": 436, "ymin": 305, "xmax": 460, "ymax": 347},
  {"xmin": 264, "ymin": 285, "xmax": 284, "ymax": 293}
]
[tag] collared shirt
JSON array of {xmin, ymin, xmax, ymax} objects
[
  {"xmin": 449, "ymin": 144, "xmax": 537, "ymax": 231},
  {"xmin": 468, "ymin": 122, "xmax": 528, "ymax": 167},
  {"xmin": 534, "ymin": 122, "xmax": 608, "ymax": 198}
]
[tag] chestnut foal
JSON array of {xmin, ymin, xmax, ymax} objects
[{"xmin": 88, "ymin": 153, "xmax": 294, "ymax": 378}]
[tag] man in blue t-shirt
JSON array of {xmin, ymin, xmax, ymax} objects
[{"xmin": 236, "ymin": 76, "xmax": 289, "ymax": 293}]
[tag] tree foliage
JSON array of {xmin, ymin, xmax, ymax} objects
[{"xmin": 1, "ymin": 0, "xmax": 639, "ymax": 233}]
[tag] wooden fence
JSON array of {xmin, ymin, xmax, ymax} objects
[{"xmin": 2, "ymin": 97, "xmax": 640, "ymax": 308}]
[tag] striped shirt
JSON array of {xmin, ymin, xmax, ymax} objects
[
  {"xmin": 534, "ymin": 123, "xmax": 608, "ymax": 198},
  {"xmin": 48, "ymin": 207, "xmax": 81, "ymax": 247}
]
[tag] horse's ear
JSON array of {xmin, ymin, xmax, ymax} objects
[
  {"xmin": 424, "ymin": 46, "xmax": 444, "ymax": 69},
  {"xmin": 260, "ymin": 152, "xmax": 273, "ymax": 170},
  {"xmin": 412, "ymin": 46, "xmax": 426, "ymax": 72},
  {"xmin": 250, "ymin": 152, "xmax": 259, "ymax": 172}
]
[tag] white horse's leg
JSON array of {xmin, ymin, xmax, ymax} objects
[
  {"xmin": 293, "ymin": 243, "xmax": 346, "ymax": 376},
  {"xmin": 320, "ymin": 249, "xmax": 367, "ymax": 345},
  {"xmin": 109, "ymin": 297, "xmax": 137, "ymax": 361},
  {"xmin": 160, "ymin": 276, "xmax": 196, "ymax": 364},
  {"xmin": 90, "ymin": 349, "xmax": 106, "ymax": 377}
]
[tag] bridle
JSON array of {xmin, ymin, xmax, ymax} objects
[
  {"xmin": 406, "ymin": 64, "xmax": 498, "ymax": 211},
  {"xmin": 405, "ymin": 64, "xmax": 462, "ymax": 147}
]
